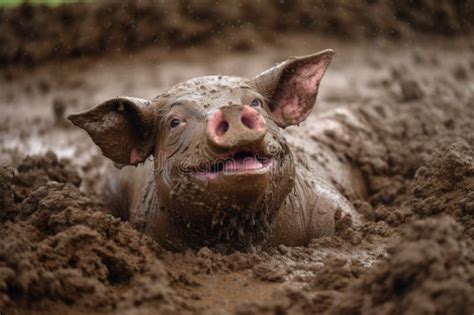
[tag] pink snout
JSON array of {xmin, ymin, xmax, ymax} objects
[{"xmin": 207, "ymin": 105, "xmax": 267, "ymax": 149}]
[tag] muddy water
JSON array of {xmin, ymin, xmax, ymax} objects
[{"xmin": 1, "ymin": 35, "xmax": 473, "ymax": 314}]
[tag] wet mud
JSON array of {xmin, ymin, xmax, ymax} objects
[{"xmin": 0, "ymin": 14, "xmax": 473, "ymax": 315}]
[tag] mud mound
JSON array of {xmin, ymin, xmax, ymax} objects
[
  {"xmin": 324, "ymin": 59, "xmax": 474, "ymax": 228},
  {"xmin": 236, "ymin": 217, "xmax": 474, "ymax": 315},
  {"xmin": 330, "ymin": 216, "xmax": 474, "ymax": 314},
  {"xmin": 0, "ymin": 152, "xmax": 171, "ymax": 313},
  {"xmin": 409, "ymin": 142, "xmax": 474, "ymax": 236},
  {"xmin": 1, "ymin": 0, "xmax": 473, "ymax": 66}
]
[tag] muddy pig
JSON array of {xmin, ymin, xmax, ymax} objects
[{"xmin": 68, "ymin": 50, "xmax": 366, "ymax": 249}]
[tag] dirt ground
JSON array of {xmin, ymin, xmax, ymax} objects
[{"xmin": 1, "ymin": 9, "xmax": 474, "ymax": 315}]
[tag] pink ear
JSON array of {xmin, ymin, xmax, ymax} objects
[
  {"xmin": 273, "ymin": 60, "xmax": 331, "ymax": 125},
  {"xmin": 130, "ymin": 148, "xmax": 141, "ymax": 165},
  {"xmin": 254, "ymin": 50, "xmax": 334, "ymax": 127}
]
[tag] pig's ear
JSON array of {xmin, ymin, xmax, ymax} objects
[
  {"xmin": 68, "ymin": 97, "xmax": 156, "ymax": 166},
  {"xmin": 253, "ymin": 50, "xmax": 334, "ymax": 128}
]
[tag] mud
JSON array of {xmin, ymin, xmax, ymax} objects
[
  {"xmin": 0, "ymin": 154, "xmax": 171, "ymax": 312},
  {"xmin": 0, "ymin": 10, "xmax": 473, "ymax": 315},
  {"xmin": 1, "ymin": 0, "xmax": 474, "ymax": 65},
  {"xmin": 330, "ymin": 216, "xmax": 474, "ymax": 315}
]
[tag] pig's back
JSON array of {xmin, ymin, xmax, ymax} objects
[{"xmin": 283, "ymin": 112, "xmax": 367, "ymax": 203}]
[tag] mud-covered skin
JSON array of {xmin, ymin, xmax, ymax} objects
[{"xmin": 69, "ymin": 50, "xmax": 365, "ymax": 249}]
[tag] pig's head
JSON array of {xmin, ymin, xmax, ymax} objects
[{"xmin": 68, "ymin": 50, "xmax": 334, "ymax": 246}]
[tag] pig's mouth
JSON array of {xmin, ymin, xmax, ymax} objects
[{"xmin": 190, "ymin": 149, "xmax": 273, "ymax": 180}]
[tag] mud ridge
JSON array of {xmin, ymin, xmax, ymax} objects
[{"xmin": 0, "ymin": 152, "xmax": 177, "ymax": 313}]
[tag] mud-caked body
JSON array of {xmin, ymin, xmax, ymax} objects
[{"xmin": 69, "ymin": 50, "xmax": 365, "ymax": 249}]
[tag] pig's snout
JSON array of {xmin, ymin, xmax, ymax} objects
[{"xmin": 207, "ymin": 105, "xmax": 267, "ymax": 149}]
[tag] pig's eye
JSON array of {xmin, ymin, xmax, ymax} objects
[
  {"xmin": 169, "ymin": 118, "xmax": 182, "ymax": 129},
  {"xmin": 250, "ymin": 99, "xmax": 262, "ymax": 107}
]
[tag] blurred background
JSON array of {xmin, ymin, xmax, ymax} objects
[{"xmin": 1, "ymin": 0, "xmax": 473, "ymax": 66}]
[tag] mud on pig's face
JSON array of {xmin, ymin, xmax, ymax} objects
[{"xmin": 68, "ymin": 50, "xmax": 334, "ymax": 229}]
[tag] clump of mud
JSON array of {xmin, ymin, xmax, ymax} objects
[
  {"xmin": 408, "ymin": 143, "xmax": 474, "ymax": 235},
  {"xmin": 0, "ymin": 152, "xmax": 175, "ymax": 313},
  {"xmin": 1, "ymin": 0, "xmax": 473, "ymax": 65},
  {"xmin": 330, "ymin": 216, "xmax": 474, "ymax": 314}
]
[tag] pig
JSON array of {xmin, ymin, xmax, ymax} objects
[{"xmin": 68, "ymin": 50, "xmax": 366, "ymax": 249}]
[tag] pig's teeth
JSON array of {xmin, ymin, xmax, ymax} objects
[
  {"xmin": 223, "ymin": 158, "xmax": 263, "ymax": 172},
  {"xmin": 193, "ymin": 172, "xmax": 219, "ymax": 180}
]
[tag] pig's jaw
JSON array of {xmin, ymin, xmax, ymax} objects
[
  {"xmin": 155, "ymin": 142, "xmax": 296, "ymax": 247},
  {"xmin": 191, "ymin": 150, "xmax": 273, "ymax": 181}
]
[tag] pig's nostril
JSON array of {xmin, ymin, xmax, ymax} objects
[
  {"xmin": 216, "ymin": 120, "xmax": 229, "ymax": 136},
  {"xmin": 241, "ymin": 115, "xmax": 256, "ymax": 130}
]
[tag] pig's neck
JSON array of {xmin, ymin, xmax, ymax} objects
[{"xmin": 134, "ymin": 178, "xmax": 283, "ymax": 250}]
